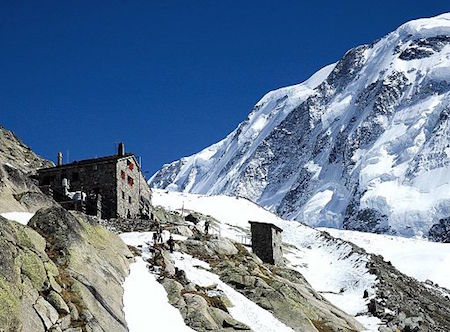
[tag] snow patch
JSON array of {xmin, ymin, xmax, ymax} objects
[
  {"xmin": 321, "ymin": 228, "xmax": 450, "ymax": 289},
  {"xmin": 0, "ymin": 212, "xmax": 35, "ymax": 225},
  {"xmin": 123, "ymin": 258, "xmax": 194, "ymax": 332}
]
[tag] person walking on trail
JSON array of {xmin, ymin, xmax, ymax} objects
[
  {"xmin": 167, "ymin": 235, "xmax": 175, "ymax": 253},
  {"xmin": 157, "ymin": 225, "xmax": 164, "ymax": 243},
  {"xmin": 204, "ymin": 221, "xmax": 210, "ymax": 235},
  {"xmin": 152, "ymin": 232, "xmax": 158, "ymax": 245}
]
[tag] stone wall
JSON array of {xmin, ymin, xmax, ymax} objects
[
  {"xmin": 38, "ymin": 161, "xmax": 117, "ymax": 218},
  {"xmin": 250, "ymin": 222, "xmax": 274, "ymax": 264},
  {"xmin": 38, "ymin": 154, "xmax": 151, "ymax": 219},
  {"xmin": 271, "ymin": 228, "xmax": 283, "ymax": 265},
  {"xmin": 116, "ymin": 156, "xmax": 151, "ymax": 219}
]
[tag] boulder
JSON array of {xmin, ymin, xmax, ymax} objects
[
  {"xmin": 161, "ymin": 278, "xmax": 184, "ymax": 305},
  {"xmin": 68, "ymin": 302, "xmax": 79, "ymax": 321},
  {"xmin": 183, "ymin": 293, "xmax": 220, "ymax": 330},
  {"xmin": 33, "ymin": 297, "xmax": 59, "ymax": 330},
  {"xmin": 29, "ymin": 207, "xmax": 132, "ymax": 332},
  {"xmin": 173, "ymin": 225, "xmax": 194, "ymax": 237},
  {"xmin": 47, "ymin": 290, "xmax": 70, "ymax": 314},
  {"xmin": 207, "ymin": 238, "xmax": 238, "ymax": 256},
  {"xmin": 58, "ymin": 314, "xmax": 71, "ymax": 330},
  {"xmin": 0, "ymin": 217, "xmax": 53, "ymax": 331}
]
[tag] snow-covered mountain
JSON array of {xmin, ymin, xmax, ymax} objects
[{"xmin": 150, "ymin": 13, "xmax": 450, "ymax": 239}]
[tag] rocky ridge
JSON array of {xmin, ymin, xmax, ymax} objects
[
  {"xmin": 0, "ymin": 125, "xmax": 55, "ymax": 213},
  {"xmin": 317, "ymin": 231, "xmax": 450, "ymax": 332}
]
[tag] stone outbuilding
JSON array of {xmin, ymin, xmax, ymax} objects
[
  {"xmin": 37, "ymin": 143, "xmax": 151, "ymax": 219},
  {"xmin": 249, "ymin": 221, "xmax": 283, "ymax": 265}
]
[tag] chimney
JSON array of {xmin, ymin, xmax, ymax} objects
[
  {"xmin": 118, "ymin": 142, "xmax": 125, "ymax": 156},
  {"xmin": 57, "ymin": 152, "xmax": 63, "ymax": 166}
]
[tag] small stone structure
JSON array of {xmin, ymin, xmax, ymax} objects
[
  {"xmin": 249, "ymin": 221, "xmax": 283, "ymax": 265},
  {"xmin": 37, "ymin": 143, "xmax": 151, "ymax": 219}
]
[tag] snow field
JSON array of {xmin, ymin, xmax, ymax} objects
[
  {"xmin": 320, "ymin": 228, "xmax": 450, "ymax": 289},
  {"xmin": 0, "ymin": 211, "xmax": 35, "ymax": 225},
  {"xmin": 122, "ymin": 257, "xmax": 194, "ymax": 332}
]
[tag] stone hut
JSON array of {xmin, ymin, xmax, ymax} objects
[
  {"xmin": 37, "ymin": 143, "xmax": 151, "ymax": 219},
  {"xmin": 249, "ymin": 221, "xmax": 283, "ymax": 265}
]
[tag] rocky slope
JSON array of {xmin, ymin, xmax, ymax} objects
[
  {"xmin": 0, "ymin": 125, "xmax": 54, "ymax": 213},
  {"xmin": 151, "ymin": 190, "xmax": 450, "ymax": 331},
  {"xmin": 121, "ymin": 217, "xmax": 364, "ymax": 332},
  {"xmin": 0, "ymin": 207, "xmax": 132, "ymax": 332},
  {"xmin": 0, "ymin": 126, "xmax": 135, "ymax": 332},
  {"xmin": 150, "ymin": 13, "xmax": 450, "ymax": 240}
]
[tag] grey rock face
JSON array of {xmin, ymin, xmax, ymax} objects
[
  {"xmin": 399, "ymin": 35, "xmax": 450, "ymax": 60},
  {"xmin": 366, "ymin": 253, "xmax": 450, "ymax": 331},
  {"xmin": 46, "ymin": 291, "xmax": 70, "ymax": 315},
  {"xmin": 0, "ymin": 125, "xmax": 55, "ymax": 213},
  {"xmin": 34, "ymin": 297, "xmax": 59, "ymax": 330},
  {"xmin": 429, "ymin": 217, "xmax": 450, "ymax": 242},
  {"xmin": 0, "ymin": 207, "xmax": 132, "ymax": 332}
]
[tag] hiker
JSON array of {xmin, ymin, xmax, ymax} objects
[
  {"xmin": 204, "ymin": 220, "xmax": 210, "ymax": 235},
  {"xmin": 157, "ymin": 227, "xmax": 163, "ymax": 243},
  {"xmin": 167, "ymin": 235, "xmax": 175, "ymax": 253},
  {"xmin": 152, "ymin": 231, "xmax": 158, "ymax": 245}
]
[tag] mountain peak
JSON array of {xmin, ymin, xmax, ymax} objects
[{"xmin": 150, "ymin": 13, "xmax": 450, "ymax": 240}]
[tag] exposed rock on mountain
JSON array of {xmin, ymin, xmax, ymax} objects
[
  {"xmin": 177, "ymin": 237, "xmax": 363, "ymax": 332},
  {"xmin": 0, "ymin": 207, "xmax": 132, "ymax": 332},
  {"xmin": 429, "ymin": 217, "xmax": 450, "ymax": 242},
  {"xmin": 0, "ymin": 125, "xmax": 55, "ymax": 213},
  {"xmin": 142, "ymin": 228, "xmax": 362, "ymax": 331},
  {"xmin": 150, "ymin": 14, "xmax": 450, "ymax": 240},
  {"xmin": 317, "ymin": 231, "xmax": 450, "ymax": 332}
]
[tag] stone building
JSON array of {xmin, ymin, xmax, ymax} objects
[
  {"xmin": 249, "ymin": 221, "xmax": 283, "ymax": 265},
  {"xmin": 37, "ymin": 143, "xmax": 151, "ymax": 219}
]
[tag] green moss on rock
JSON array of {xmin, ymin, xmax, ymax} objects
[
  {"xmin": 18, "ymin": 249, "xmax": 47, "ymax": 290},
  {"xmin": 10, "ymin": 221, "xmax": 46, "ymax": 254},
  {"xmin": 0, "ymin": 276, "xmax": 22, "ymax": 330}
]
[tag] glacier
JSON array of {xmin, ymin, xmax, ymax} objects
[{"xmin": 150, "ymin": 13, "xmax": 450, "ymax": 239}]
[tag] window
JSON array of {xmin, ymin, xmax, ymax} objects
[
  {"xmin": 122, "ymin": 191, "xmax": 125, "ymax": 199},
  {"xmin": 127, "ymin": 160, "xmax": 134, "ymax": 171},
  {"xmin": 121, "ymin": 170, "xmax": 126, "ymax": 180},
  {"xmin": 43, "ymin": 176, "xmax": 51, "ymax": 185},
  {"xmin": 72, "ymin": 172, "xmax": 79, "ymax": 181},
  {"xmin": 128, "ymin": 196, "xmax": 132, "ymax": 204},
  {"xmin": 127, "ymin": 175, "xmax": 134, "ymax": 186}
]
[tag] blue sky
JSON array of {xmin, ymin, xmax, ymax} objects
[{"xmin": 1, "ymin": 1, "xmax": 449, "ymax": 175}]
